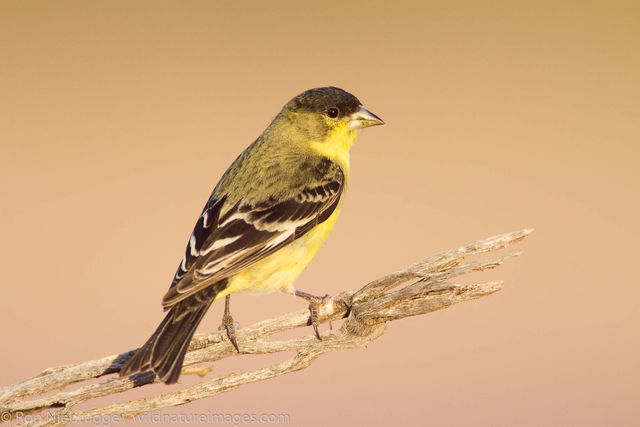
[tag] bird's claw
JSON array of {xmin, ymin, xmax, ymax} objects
[
  {"xmin": 296, "ymin": 291, "xmax": 331, "ymax": 340},
  {"xmin": 218, "ymin": 314, "xmax": 240, "ymax": 352},
  {"xmin": 218, "ymin": 294, "xmax": 240, "ymax": 352}
]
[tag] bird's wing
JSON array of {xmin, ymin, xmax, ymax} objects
[{"xmin": 161, "ymin": 163, "xmax": 344, "ymax": 309}]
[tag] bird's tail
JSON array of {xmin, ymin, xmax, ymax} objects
[{"xmin": 119, "ymin": 298, "xmax": 213, "ymax": 384}]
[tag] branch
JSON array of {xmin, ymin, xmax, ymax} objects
[{"xmin": 0, "ymin": 229, "xmax": 533, "ymax": 426}]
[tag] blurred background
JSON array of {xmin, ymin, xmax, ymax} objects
[{"xmin": 1, "ymin": 1, "xmax": 638, "ymax": 425}]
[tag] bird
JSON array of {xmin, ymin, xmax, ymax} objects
[{"xmin": 119, "ymin": 87, "xmax": 384, "ymax": 384}]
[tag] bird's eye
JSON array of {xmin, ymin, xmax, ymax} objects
[{"xmin": 326, "ymin": 107, "xmax": 339, "ymax": 118}]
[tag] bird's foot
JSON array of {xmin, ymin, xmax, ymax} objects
[
  {"xmin": 218, "ymin": 314, "xmax": 240, "ymax": 352},
  {"xmin": 218, "ymin": 295, "xmax": 240, "ymax": 352},
  {"xmin": 295, "ymin": 290, "xmax": 332, "ymax": 340}
]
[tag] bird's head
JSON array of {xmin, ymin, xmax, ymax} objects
[{"xmin": 274, "ymin": 87, "xmax": 384, "ymax": 165}]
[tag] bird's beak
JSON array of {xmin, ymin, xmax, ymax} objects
[{"xmin": 348, "ymin": 105, "xmax": 385, "ymax": 130}]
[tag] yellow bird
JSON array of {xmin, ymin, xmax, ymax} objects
[{"xmin": 120, "ymin": 87, "xmax": 383, "ymax": 384}]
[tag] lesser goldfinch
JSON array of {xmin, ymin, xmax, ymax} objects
[{"xmin": 119, "ymin": 87, "xmax": 383, "ymax": 384}]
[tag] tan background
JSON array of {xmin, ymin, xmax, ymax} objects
[{"xmin": 1, "ymin": 1, "xmax": 638, "ymax": 426}]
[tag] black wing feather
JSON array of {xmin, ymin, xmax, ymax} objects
[{"xmin": 162, "ymin": 163, "xmax": 344, "ymax": 309}]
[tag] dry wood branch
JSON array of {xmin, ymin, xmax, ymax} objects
[{"xmin": 1, "ymin": 229, "xmax": 533, "ymax": 426}]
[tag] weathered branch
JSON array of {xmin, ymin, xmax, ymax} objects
[{"xmin": 0, "ymin": 229, "xmax": 533, "ymax": 426}]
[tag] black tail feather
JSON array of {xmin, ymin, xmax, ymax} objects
[{"xmin": 119, "ymin": 299, "xmax": 212, "ymax": 384}]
